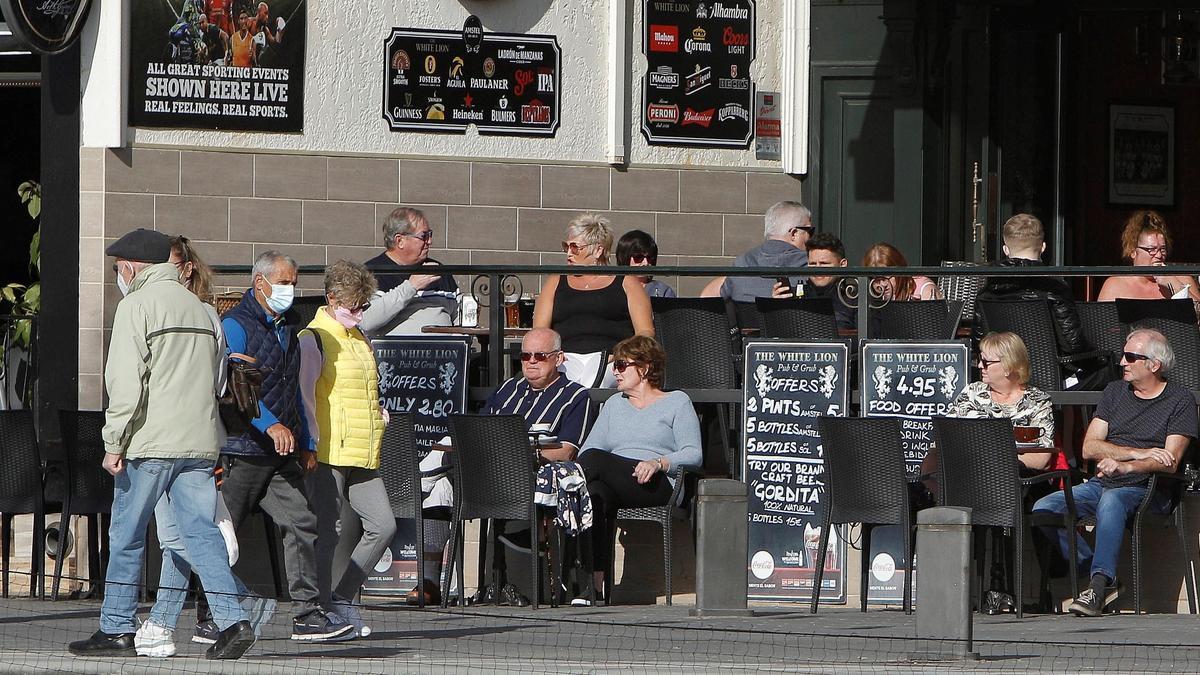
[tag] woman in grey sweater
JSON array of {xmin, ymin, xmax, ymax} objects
[{"xmin": 578, "ymin": 335, "xmax": 703, "ymax": 598}]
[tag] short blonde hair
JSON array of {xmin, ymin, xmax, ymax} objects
[
  {"xmin": 566, "ymin": 213, "xmax": 613, "ymax": 263},
  {"xmin": 1002, "ymin": 214, "xmax": 1044, "ymax": 250},
  {"xmin": 980, "ymin": 331, "xmax": 1031, "ymax": 385},
  {"xmin": 324, "ymin": 260, "xmax": 377, "ymax": 308},
  {"xmin": 1120, "ymin": 210, "xmax": 1171, "ymax": 261}
]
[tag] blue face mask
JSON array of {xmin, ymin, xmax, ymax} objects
[{"xmin": 263, "ymin": 281, "xmax": 295, "ymax": 314}]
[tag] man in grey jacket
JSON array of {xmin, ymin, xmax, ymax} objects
[
  {"xmin": 68, "ymin": 229, "xmax": 254, "ymax": 660},
  {"xmin": 701, "ymin": 201, "xmax": 813, "ymax": 301}
]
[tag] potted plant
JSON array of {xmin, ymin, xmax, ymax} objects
[{"xmin": 0, "ymin": 181, "xmax": 40, "ymax": 409}]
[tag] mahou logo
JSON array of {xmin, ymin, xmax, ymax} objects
[
  {"xmin": 649, "ymin": 25, "xmax": 679, "ymax": 52},
  {"xmin": 681, "ymin": 108, "xmax": 715, "ymax": 127}
]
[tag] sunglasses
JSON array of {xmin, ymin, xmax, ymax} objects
[
  {"xmin": 1121, "ymin": 351, "xmax": 1152, "ymax": 363},
  {"xmin": 612, "ymin": 359, "xmax": 639, "ymax": 371},
  {"xmin": 520, "ymin": 350, "xmax": 560, "ymax": 362},
  {"xmin": 402, "ymin": 230, "xmax": 434, "ymax": 242},
  {"xmin": 790, "ymin": 226, "xmax": 815, "ymax": 235},
  {"xmin": 1136, "ymin": 245, "xmax": 1168, "ymax": 256},
  {"xmin": 344, "ymin": 302, "xmax": 371, "ymax": 313},
  {"xmin": 978, "ymin": 357, "xmax": 1000, "ymax": 368},
  {"xmin": 561, "ymin": 241, "xmax": 592, "ymax": 255},
  {"xmin": 629, "ymin": 254, "xmax": 654, "ymax": 264}
]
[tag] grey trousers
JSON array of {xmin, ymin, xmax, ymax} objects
[{"xmin": 310, "ymin": 463, "xmax": 397, "ymax": 602}]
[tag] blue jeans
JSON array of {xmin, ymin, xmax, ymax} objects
[
  {"xmin": 99, "ymin": 458, "xmax": 248, "ymax": 634},
  {"xmin": 1033, "ymin": 478, "xmax": 1171, "ymax": 582},
  {"xmin": 149, "ymin": 492, "xmax": 252, "ymax": 628}
]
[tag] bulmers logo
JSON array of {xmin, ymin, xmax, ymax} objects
[
  {"xmin": 647, "ymin": 103, "xmax": 680, "ymax": 124},
  {"xmin": 649, "ymin": 24, "xmax": 679, "ymax": 52},
  {"xmin": 681, "ymin": 107, "xmax": 714, "ymax": 127}
]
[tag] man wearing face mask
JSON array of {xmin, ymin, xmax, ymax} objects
[
  {"xmin": 297, "ymin": 261, "xmax": 392, "ymax": 638},
  {"xmin": 69, "ymin": 229, "xmax": 256, "ymax": 660},
  {"xmin": 360, "ymin": 207, "xmax": 458, "ymax": 336},
  {"xmin": 193, "ymin": 250, "xmax": 352, "ymax": 643}
]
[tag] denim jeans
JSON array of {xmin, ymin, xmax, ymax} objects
[
  {"xmin": 148, "ymin": 492, "xmax": 252, "ymax": 628},
  {"xmin": 1033, "ymin": 478, "xmax": 1171, "ymax": 582},
  {"xmin": 99, "ymin": 458, "xmax": 248, "ymax": 634}
]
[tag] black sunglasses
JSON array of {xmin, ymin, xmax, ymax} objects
[
  {"xmin": 520, "ymin": 350, "xmax": 560, "ymax": 362},
  {"xmin": 1122, "ymin": 351, "xmax": 1152, "ymax": 363},
  {"xmin": 978, "ymin": 357, "xmax": 1000, "ymax": 368},
  {"xmin": 612, "ymin": 359, "xmax": 639, "ymax": 371}
]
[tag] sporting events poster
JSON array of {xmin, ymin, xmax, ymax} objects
[{"xmin": 128, "ymin": 0, "xmax": 306, "ymax": 131}]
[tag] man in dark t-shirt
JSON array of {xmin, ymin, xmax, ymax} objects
[
  {"xmin": 360, "ymin": 207, "xmax": 459, "ymax": 336},
  {"xmin": 1034, "ymin": 328, "xmax": 1196, "ymax": 617}
]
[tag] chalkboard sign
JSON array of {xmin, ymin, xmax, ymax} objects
[
  {"xmin": 365, "ymin": 336, "xmax": 470, "ymax": 595},
  {"xmin": 742, "ymin": 340, "xmax": 849, "ymax": 603},
  {"xmin": 859, "ymin": 340, "xmax": 970, "ymax": 604}
]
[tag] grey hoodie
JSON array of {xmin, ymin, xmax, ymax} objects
[{"xmin": 721, "ymin": 239, "xmax": 809, "ymax": 302}]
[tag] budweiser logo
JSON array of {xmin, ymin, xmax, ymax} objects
[{"xmin": 681, "ymin": 108, "xmax": 714, "ymax": 127}]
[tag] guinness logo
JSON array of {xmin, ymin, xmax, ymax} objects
[{"xmin": 0, "ymin": 0, "xmax": 93, "ymax": 54}]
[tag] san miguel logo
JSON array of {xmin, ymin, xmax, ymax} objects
[
  {"xmin": 0, "ymin": 0, "xmax": 93, "ymax": 54},
  {"xmin": 647, "ymin": 102, "xmax": 680, "ymax": 124},
  {"xmin": 681, "ymin": 108, "xmax": 714, "ymax": 127},
  {"xmin": 684, "ymin": 65, "xmax": 712, "ymax": 96},
  {"xmin": 649, "ymin": 24, "xmax": 678, "ymax": 52}
]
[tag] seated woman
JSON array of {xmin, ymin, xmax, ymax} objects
[
  {"xmin": 577, "ymin": 335, "xmax": 702, "ymax": 602},
  {"xmin": 1097, "ymin": 210, "xmax": 1200, "ymax": 302},
  {"xmin": 862, "ymin": 242, "xmax": 941, "ymax": 301},
  {"xmin": 533, "ymin": 214, "xmax": 654, "ymax": 386},
  {"xmin": 616, "ymin": 229, "xmax": 677, "ymax": 298}
]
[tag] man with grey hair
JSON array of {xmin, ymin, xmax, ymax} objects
[
  {"xmin": 1034, "ymin": 327, "xmax": 1196, "ymax": 617},
  {"xmin": 362, "ymin": 207, "xmax": 459, "ymax": 336},
  {"xmin": 700, "ymin": 200, "xmax": 813, "ymax": 301},
  {"xmin": 190, "ymin": 250, "xmax": 352, "ymax": 642}
]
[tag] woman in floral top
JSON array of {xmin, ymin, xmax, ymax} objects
[{"xmin": 947, "ymin": 331, "xmax": 1055, "ymax": 471}]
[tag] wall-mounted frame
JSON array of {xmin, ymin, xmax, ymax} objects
[{"xmin": 1108, "ymin": 103, "xmax": 1175, "ymax": 206}]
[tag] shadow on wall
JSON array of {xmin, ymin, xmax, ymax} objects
[{"xmin": 456, "ymin": 0, "xmax": 555, "ymax": 34}]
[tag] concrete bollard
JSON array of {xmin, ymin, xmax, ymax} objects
[
  {"xmin": 915, "ymin": 507, "xmax": 977, "ymax": 660},
  {"xmin": 690, "ymin": 479, "xmax": 752, "ymax": 617}
]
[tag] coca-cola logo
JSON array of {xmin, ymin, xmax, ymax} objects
[
  {"xmin": 649, "ymin": 24, "xmax": 678, "ymax": 52},
  {"xmin": 681, "ymin": 108, "xmax": 714, "ymax": 127},
  {"xmin": 647, "ymin": 103, "xmax": 680, "ymax": 124},
  {"xmin": 1, "ymin": 0, "xmax": 92, "ymax": 54}
]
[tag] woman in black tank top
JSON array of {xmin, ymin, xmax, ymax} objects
[{"xmin": 532, "ymin": 214, "xmax": 654, "ymax": 356}]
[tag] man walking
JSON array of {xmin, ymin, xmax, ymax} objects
[{"xmin": 68, "ymin": 228, "xmax": 254, "ymax": 660}]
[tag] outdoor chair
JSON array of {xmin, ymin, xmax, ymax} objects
[
  {"xmin": 53, "ymin": 410, "xmax": 113, "ymax": 601},
  {"xmin": 932, "ymin": 417, "xmax": 1079, "ymax": 618},
  {"xmin": 868, "ymin": 299, "xmax": 959, "ymax": 340},
  {"xmin": 445, "ymin": 414, "xmax": 548, "ymax": 609},
  {"xmin": 755, "ymin": 297, "xmax": 840, "ymax": 340},
  {"xmin": 651, "ymin": 297, "xmax": 738, "ymax": 476},
  {"xmin": 937, "ymin": 261, "xmax": 984, "ymax": 324},
  {"xmin": 377, "ymin": 414, "xmax": 427, "ymax": 606},
  {"xmin": 1075, "ymin": 301, "xmax": 1128, "ymax": 359},
  {"xmin": 812, "ymin": 417, "xmax": 914, "ymax": 614},
  {"xmin": 977, "ymin": 299, "xmax": 1105, "ymax": 391},
  {"xmin": 604, "ymin": 467, "xmax": 700, "ymax": 607},
  {"xmin": 0, "ymin": 410, "xmax": 45, "ymax": 598},
  {"xmin": 1115, "ymin": 299, "xmax": 1200, "ymax": 390}
]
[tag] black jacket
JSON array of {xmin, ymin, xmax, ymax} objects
[{"xmin": 972, "ymin": 257, "xmax": 1089, "ymax": 356}]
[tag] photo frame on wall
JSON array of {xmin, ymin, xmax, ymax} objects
[{"xmin": 1108, "ymin": 104, "xmax": 1175, "ymax": 206}]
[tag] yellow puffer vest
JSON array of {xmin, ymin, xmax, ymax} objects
[{"xmin": 304, "ymin": 308, "xmax": 385, "ymax": 469}]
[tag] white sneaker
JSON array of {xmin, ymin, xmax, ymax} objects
[
  {"xmin": 329, "ymin": 597, "xmax": 371, "ymax": 638},
  {"xmin": 135, "ymin": 620, "xmax": 176, "ymax": 658}
]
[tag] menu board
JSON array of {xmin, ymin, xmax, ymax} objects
[
  {"xmin": 642, "ymin": 0, "xmax": 756, "ymax": 147},
  {"xmin": 382, "ymin": 21, "xmax": 561, "ymax": 136},
  {"xmin": 860, "ymin": 340, "xmax": 970, "ymax": 604},
  {"xmin": 742, "ymin": 341, "xmax": 849, "ymax": 603}
]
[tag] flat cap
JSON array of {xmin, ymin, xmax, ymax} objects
[{"xmin": 105, "ymin": 228, "xmax": 172, "ymax": 263}]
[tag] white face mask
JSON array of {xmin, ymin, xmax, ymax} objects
[
  {"xmin": 116, "ymin": 262, "xmax": 133, "ymax": 297},
  {"xmin": 263, "ymin": 281, "xmax": 295, "ymax": 314}
]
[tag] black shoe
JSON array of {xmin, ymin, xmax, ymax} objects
[
  {"xmin": 68, "ymin": 630, "xmax": 136, "ymax": 656},
  {"xmin": 982, "ymin": 590, "xmax": 1016, "ymax": 616},
  {"xmin": 497, "ymin": 583, "xmax": 531, "ymax": 607},
  {"xmin": 205, "ymin": 620, "xmax": 255, "ymax": 660},
  {"xmin": 1068, "ymin": 588, "xmax": 1104, "ymax": 617},
  {"xmin": 191, "ymin": 619, "xmax": 219, "ymax": 645},
  {"xmin": 290, "ymin": 608, "xmax": 354, "ymax": 642},
  {"xmin": 469, "ymin": 584, "xmax": 497, "ymax": 606}
]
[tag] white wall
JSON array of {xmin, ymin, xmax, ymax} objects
[{"xmin": 87, "ymin": 0, "xmax": 788, "ymax": 169}]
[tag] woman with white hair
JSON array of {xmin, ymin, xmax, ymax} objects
[{"xmin": 533, "ymin": 213, "xmax": 654, "ymax": 386}]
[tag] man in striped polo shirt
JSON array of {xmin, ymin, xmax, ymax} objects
[
  {"xmin": 407, "ymin": 327, "xmax": 596, "ymax": 605},
  {"xmin": 1034, "ymin": 328, "xmax": 1197, "ymax": 617}
]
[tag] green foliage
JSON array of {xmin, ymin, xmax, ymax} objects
[{"xmin": 3, "ymin": 180, "xmax": 40, "ymax": 349}]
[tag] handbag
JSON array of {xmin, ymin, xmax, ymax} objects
[{"xmin": 218, "ymin": 353, "xmax": 263, "ymax": 435}]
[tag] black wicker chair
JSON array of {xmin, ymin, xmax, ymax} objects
[
  {"xmin": 1115, "ymin": 299, "xmax": 1200, "ymax": 390},
  {"xmin": 0, "ymin": 410, "xmax": 45, "ymax": 598},
  {"xmin": 755, "ymin": 298, "xmax": 840, "ymax": 340},
  {"xmin": 932, "ymin": 417, "xmax": 1079, "ymax": 617},
  {"xmin": 938, "ymin": 261, "xmax": 984, "ymax": 323},
  {"xmin": 1076, "ymin": 302, "xmax": 1128, "ymax": 359},
  {"xmin": 977, "ymin": 299, "xmax": 1102, "ymax": 391},
  {"xmin": 812, "ymin": 417, "xmax": 914, "ymax": 614},
  {"xmin": 54, "ymin": 410, "xmax": 114, "ymax": 601},
  {"xmin": 445, "ymin": 414, "xmax": 546, "ymax": 609},
  {"xmin": 651, "ymin": 297, "xmax": 739, "ymax": 476},
  {"xmin": 378, "ymin": 414, "xmax": 427, "ymax": 606},
  {"xmin": 869, "ymin": 300, "xmax": 957, "ymax": 340},
  {"xmin": 603, "ymin": 467, "xmax": 699, "ymax": 607}
]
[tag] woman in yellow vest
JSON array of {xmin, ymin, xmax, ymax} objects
[{"xmin": 299, "ymin": 260, "xmax": 391, "ymax": 639}]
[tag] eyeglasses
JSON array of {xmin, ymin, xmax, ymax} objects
[
  {"xmin": 1136, "ymin": 245, "xmax": 1168, "ymax": 256},
  {"xmin": 978, "ymin": 357, "xmax": 1000, "ymax": 368},
  {"xmin": 520, "ymin": 350, "xmax": 560, "ymax": 362},
  {"xmin": 790, "ymin": 226, "xmax": 815, "ymax": 236},
  {"xmin": 402, "ymin": 230, "xmax": 434, "ymax": 243},
  {"xmin": 629, "ymin": 254, "xmax": 652, "ymax": 264},
  {"xmin": 1121, "ymin": 351, "xmax": 1152, "ymax": 363},
  {"xmin": 561, "ymin": 241, "xmax": 592, "ymax": 255},
  {"xmin": 612, "ymin": 359, "xmax": 639, "ymax": 371}
]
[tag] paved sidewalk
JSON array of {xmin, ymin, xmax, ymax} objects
[{"xmin": 1, "ymin": 595, "xmax": 1197, "ymax": 673}]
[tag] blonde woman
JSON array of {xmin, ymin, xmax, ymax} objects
[{"xmin": 532, "ymin": 213, "xmax": 654, "ymax": 386}]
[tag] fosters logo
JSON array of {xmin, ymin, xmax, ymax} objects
[
  {"xmin": 649, "ymin": 24, "xmax": 679, "ymax": 52},
  {"xmin": 685, "ymin": 27, "xmax": 711, "ymax": 54}
]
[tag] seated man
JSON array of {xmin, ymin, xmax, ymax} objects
[
  {"xmin": 1033, "ymin": 328, "xmax": 1196, "ymax": 617},
  {"xmin": 409, "ymin": 327, "xmax": 595, "ymax": 605},
  {"xmin": 361, "ymin": 207, "xmax": 458, "ymax": 336},
  {"xmin": 799, "ymin": 232, "xmax": 855, "ymax": 331},
  {"xmin": 700, "ymin": 201, "xmax": 812, "ymax": 301}
]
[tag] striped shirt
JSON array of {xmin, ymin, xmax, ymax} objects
[{"xmin": 483, "ymin": 374, "xmax": 595, "ymax": 448}]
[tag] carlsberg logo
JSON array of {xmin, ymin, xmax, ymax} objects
[{"xmin": 711, "ymin": 3, "xmax": 748, "ymax": 19}]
